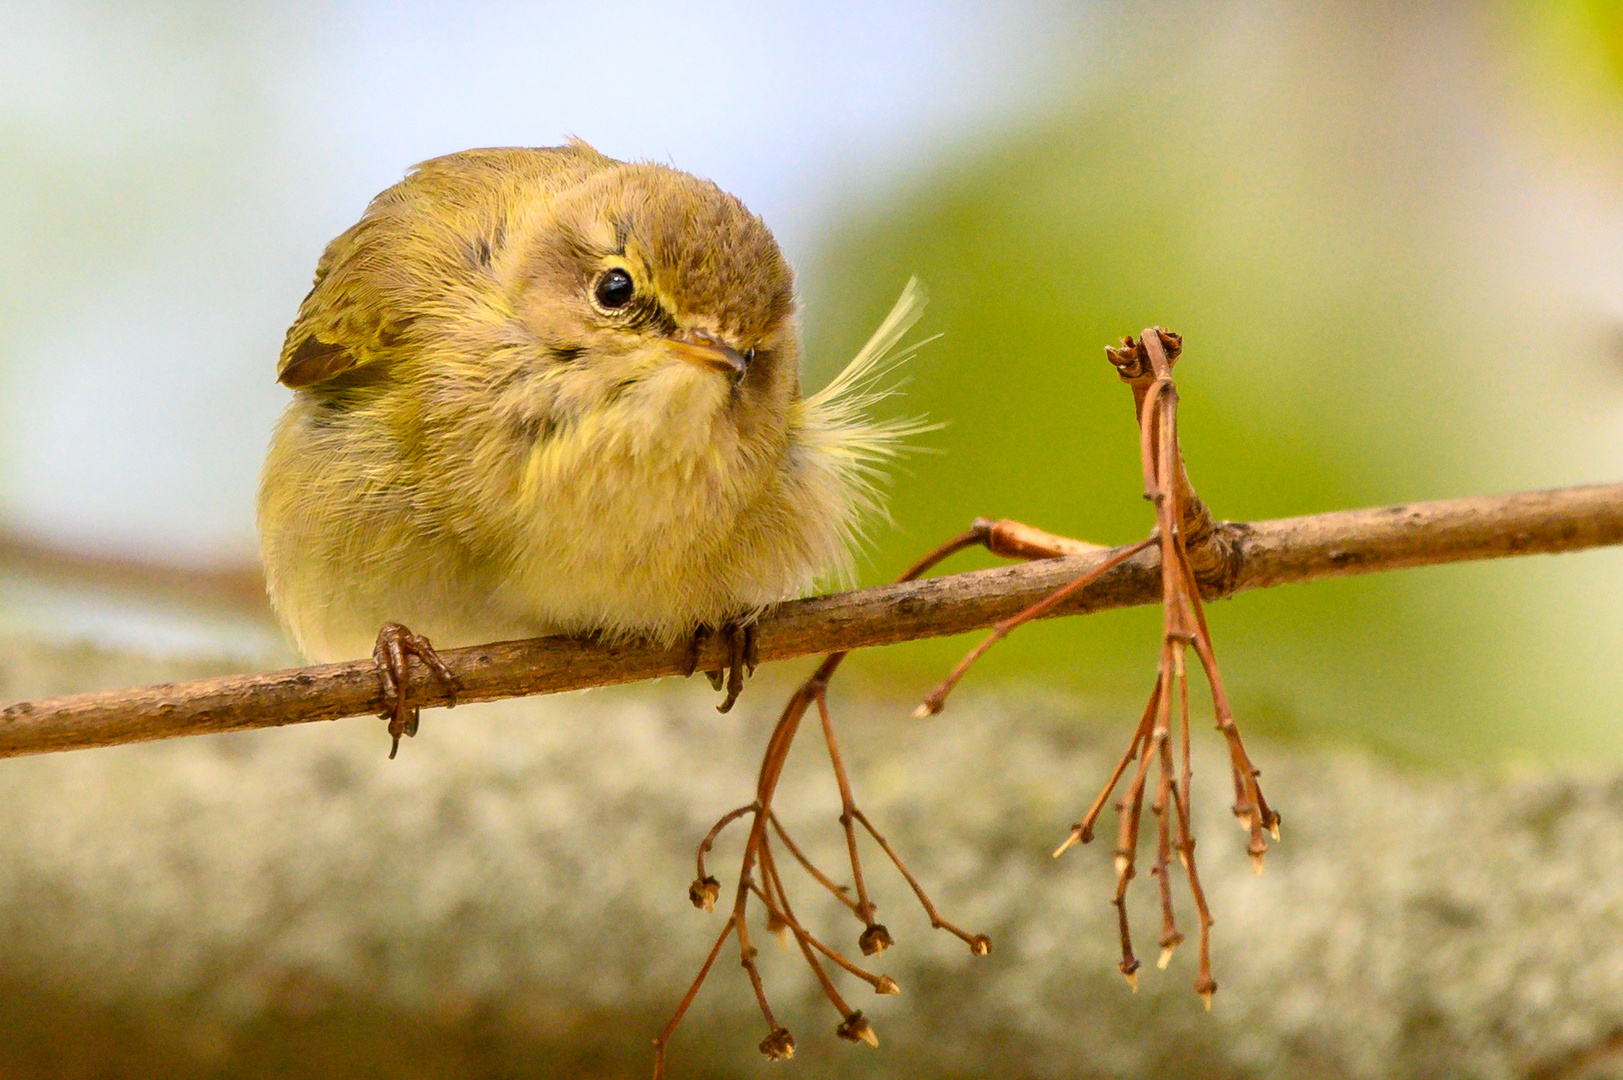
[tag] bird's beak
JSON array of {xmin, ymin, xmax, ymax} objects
[{"xmin": 664, "ymin": 335, "xmax": 750, "ymax": 380}]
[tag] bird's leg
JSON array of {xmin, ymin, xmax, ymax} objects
[
  {"xmin": 371, "ymin": 622, "xmax": 462, "ymax": 759},
  {"xmin": 694, "ymin": 619, "xmax": 759, "ymax": 713},
  {"xmin": 683, "ymin": 624, "xmax": 712, "ymax": 682}
]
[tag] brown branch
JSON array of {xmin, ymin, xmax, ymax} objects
[
  {"xmin": 0, "ymin": 526, "xmax": 269, "ymax": 616},
  {"xmin": 4, "ymin": 482, "xmax": 1623, "ymax": 758}
]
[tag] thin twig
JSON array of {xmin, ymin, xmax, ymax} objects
[
  {"xmin": 689, "ymin": 802, "xmax": 758, "ymax": 911},
  {"xmin": 6, "ymin": 483, "xmax": 1623, "ymax": 757},
  {"xmin": 757, "ymin": 841, "xmax": 856, "ymax": 1023},
  {"xmin": 651, "ymin": 916, "xmax": 736, "ymax": 1080},
  {"xmin": 914, "ymin": 535, "xmax": 1158, "ymax": 717},
  {"xmin": 767, "ymin": 812, "xmax": 862, "ymax": 916},
  {"xmin": 849, "ymin": 808, "xmax": 990, "ymax": 955},
  {"xmin": 816, "ymin": 692, "xmax": 880, "ymax": 929},
  {"xmin": 652, "ymin": 533, "xmax": 996, "ymax": 1075},
  {"xmin": 747, "ymin": 877, "xmax": 897, "ymax": 996},
  {"xmin": 1053, "ymin": 682, "xmax": 1161, "ymax": 857}
]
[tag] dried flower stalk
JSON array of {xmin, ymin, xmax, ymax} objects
[
  {"xmin": 654, "ymin": 529, "xmax": 1009, "ymax": 1077},
  {"xmin": 921, "ymin": 328, "xmax": 1268, "ymax": 1007}
]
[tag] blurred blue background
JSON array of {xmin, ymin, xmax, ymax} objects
[{"xmin": 2, "ymin": 0, "xmax": 1622, "ymax": 764}]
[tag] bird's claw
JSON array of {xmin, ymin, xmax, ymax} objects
[
  {"xmin": 372, "ymin": 622, "xmax": 462, "ymax": 759},
  {"xmin": 687, "ymin": 621, "xmax": 758, "ymax": 712}
]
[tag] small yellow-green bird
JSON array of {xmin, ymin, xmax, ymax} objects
[{"xmin": 257, "ymin": 141, "xmax": 923, "ymax": 754}]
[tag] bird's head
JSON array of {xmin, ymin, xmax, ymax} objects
[{"xmin": 506, "ymin": 160, "xmax": 801, "ymax": 452}]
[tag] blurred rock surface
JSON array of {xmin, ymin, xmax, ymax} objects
[{"xmin": 2, "ymin": 634, "xmax": 1622, "ymax": 1079}]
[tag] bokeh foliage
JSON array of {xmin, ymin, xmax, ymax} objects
[{"xmin": 801, "ymin": 7, "xmax": 1623, "ymax": 765}]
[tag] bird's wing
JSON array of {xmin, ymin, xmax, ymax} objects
[
  {"xmin": 277, "ymin": 143, "xmax": 620, "ymax": 390},
  {"xmin": 275, "ymin": 210, "xmax": 420, "ymax": 388}
]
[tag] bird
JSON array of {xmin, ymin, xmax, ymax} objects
[{"xmin": 257, "ymin": 141, "xmax": 925, "ymax": 755}]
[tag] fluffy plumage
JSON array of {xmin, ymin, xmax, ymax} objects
[{"xmin": 258, "ymin": 142, "xmax": 922, "ymax": 663}]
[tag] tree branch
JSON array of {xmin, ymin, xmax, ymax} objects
[
  {"xmin": 3, "ymin": 481, "xmax": 1621, "ymax": 760},
  {"xmin": 0, "ymin": 526, "xmax": 269, "ymax": 616}
]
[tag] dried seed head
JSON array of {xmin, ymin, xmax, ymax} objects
[
  {"xmin": 1157, "ymin": 931, "xmax": 1183, "ymax": 970},
  {"xmin": 689, "ymin": 876, "xmax": 720, "ymax": 912},
  {"xmin": 1235, "ymin": 809, "xmax": 1254, "ymax": 833},
  {"xmin": 1106, "ymin": 336, "xmax": 1149, "ymax": 379},
  {"xmin": 837, "ymin": 1011, "xmax": 879, "ymax": 1048},
  {"xmin": 858, "ymin": 924, "xmax": 894, "ymax": 956},
  {"xmin": 874, "ymin": 975, "xmax": 901, "ymax": 996},
  {"xmin": 1268, "ymin": 813, "xmax": 1282, "ymax": 842},
  {"xmin": 766, "ymin": 910, "xmax": 791, "ymax": 950},
  {"xmin": 1195, "ymin": 976, "xmax": 1217, "ymax": 1011},
  {"xmin": 758, "ymin": 1027, "xmax": 796, "ymax": 1061},
  {"xmin": 1155, "ymin": 328, "xmax": 1183, "ymax": 361},
  {"xmin": 969, "ymin": 934, "xmax": 992, "ymax": 956},
  {"xmin": 1114, "ymin": 852, "xmax": 1131, "ymax": 878},
  {"xmin": 1249, "ymin": 840, "xmax": 1267, "ymax": 875}
]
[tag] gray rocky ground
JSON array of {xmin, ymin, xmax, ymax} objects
[{"xmin": 2, "ymin": 634, "xmax": 1622, "ymax": 1079}]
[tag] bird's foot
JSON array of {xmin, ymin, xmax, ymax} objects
[
  {"xmin": 372, "ymin": 622, "xmax": 462, "ymax": 759},
  {"xmin": 686, "ymin": 620, "xmax": 758, "ymax": 713}
]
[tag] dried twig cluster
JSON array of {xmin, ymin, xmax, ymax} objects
[
  {"xmin": 655, "ymin": 329, "xmax": 1278, "ymax": 1072},
  {"xmin": 1052, "ymin": 328, "xmax": 1275, "ymax": 1002},
  {"xmin": 653, "ymin": 533, "xmax": 998, "ymax": 1078}
]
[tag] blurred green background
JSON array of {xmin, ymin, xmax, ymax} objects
[
  {"xmin": 810, "ymin": 0, "xmax": 1623, "ymax": 765},
  {"xmin": 3, "ymin": 0, "xmax": 1623, "ymax": 765}
]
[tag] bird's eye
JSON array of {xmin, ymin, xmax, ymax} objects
[{"xmin": 594, "ymin": 268, "xmax": 635, "ymax": 310}]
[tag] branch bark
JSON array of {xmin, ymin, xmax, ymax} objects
[{"xmin": 3, "ymin": 482, "xmax": 1621, "ymax": 759}]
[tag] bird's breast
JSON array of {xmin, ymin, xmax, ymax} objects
[{"xmin": 477, "ymin": 382, "xmax": 816, "ymax": 643}]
